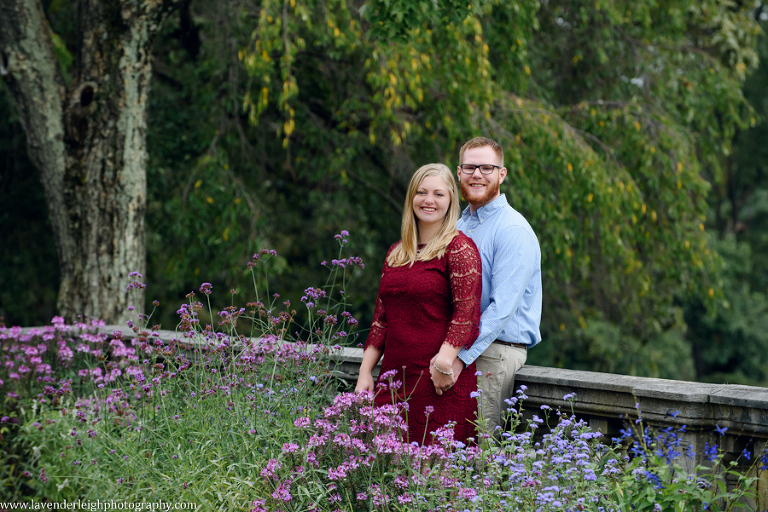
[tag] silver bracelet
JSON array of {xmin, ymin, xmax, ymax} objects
[{"xmin": 432, "ymin": 363, "xmax": 454, "ymax": 376}]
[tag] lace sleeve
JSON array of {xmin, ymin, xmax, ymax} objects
[
  {"xmin": 363, "ymin": 244, "xmax": 397, "ymax": 351},
  {"xmin": 363, "ymin": 292, "xmax": 387, "ymax": 351},
  {"xmin": 444, "ymin": 234, "xmax": 482, "ymax": 349}
]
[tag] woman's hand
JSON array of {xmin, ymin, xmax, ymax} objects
[
  {"xmin": 355, "ymin": 372, "xmax": 375, "ymax": 394},
  {"xmin": 429, "ymin": 354, "xmax": 457, "ymax": 396}
]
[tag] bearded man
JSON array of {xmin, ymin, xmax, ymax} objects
[{"xmin": 432, "ymin": 136, "xmax": 543, "ymax": 436}]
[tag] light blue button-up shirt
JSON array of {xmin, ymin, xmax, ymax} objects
[{"xmin": 457, "ymin": 194, "xmax": 542, "ymax": 366}]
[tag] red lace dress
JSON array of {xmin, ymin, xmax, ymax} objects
[{"xmin": 364, "ymin": 232, "xmax": 482, "ymax": 445}]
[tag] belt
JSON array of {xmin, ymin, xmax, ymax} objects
[{"xmin": 494, "ymin": 340, "xmax": 528, "ymax": 349}]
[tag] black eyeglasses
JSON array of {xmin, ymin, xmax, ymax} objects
[{"xmin": 459, "ymin": 164, "xmax": 501, "ymax": 175}]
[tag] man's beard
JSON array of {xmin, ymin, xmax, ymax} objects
[{"xmin": 459, "ymin": 178, "xmax": 501, "ymax": 208}]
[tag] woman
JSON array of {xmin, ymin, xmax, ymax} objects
[{"xmin": 355, "ymin": 163, "xmax": 482, "ymax": 445}]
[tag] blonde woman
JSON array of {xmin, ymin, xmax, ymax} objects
[{"xmin": 356, "ymin": 163, "xmax": 482, "ymax": 445}]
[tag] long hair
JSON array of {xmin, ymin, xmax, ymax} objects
[{"xmin": 387, "ymin": 163, "xmax": 460, "ymax": 267}]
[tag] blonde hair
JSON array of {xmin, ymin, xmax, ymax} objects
[
  {"xmin": 459, "ymin": 136, "xmax": 504, "ymax": 167},
  {"xmin": 387, "ymin": 163, "xmax": 460, "ymax": 267}
]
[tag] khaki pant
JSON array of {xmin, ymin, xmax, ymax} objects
[{"xmin": 475, "ymin": 343, "xmax": 527, "ymax": 435}]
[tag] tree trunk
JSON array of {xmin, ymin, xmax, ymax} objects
[{"xmin": 0, "ymin": 0, "xmax": 176, "ymax": 324}]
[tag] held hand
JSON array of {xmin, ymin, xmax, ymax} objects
[
  {"xmin": 429, "ymin": 355, "xmax": 457, "ymax": 396},
  {"xmin": 451, "ymin": 358, "xmax": 465, "ymax": 382}
]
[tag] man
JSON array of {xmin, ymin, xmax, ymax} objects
[{"xmin": 432, "ymin": 136, "xmax": 542, "ymax": 435}]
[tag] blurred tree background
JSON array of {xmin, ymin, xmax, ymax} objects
[{"xmin": 1, "ymin": 0, "xmax": 766, "ymax": 386}]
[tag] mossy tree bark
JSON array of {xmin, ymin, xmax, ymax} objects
[{"xmin": 0, "ymin": 0, "xmax": 176, "ymax": 324}]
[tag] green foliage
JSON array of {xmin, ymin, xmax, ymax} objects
[
  {"xmin": 685, "ymin": 236, "xmax": 768, "ymax": 385},
  {"xmin": 0, "ymin": 85, "xmax": 59, "ymax": 326},
  {"xmin": 2, "ymin": 0, "xmax": 767, "ymax": 385},
  {"xmin": 236, "ymin": 0, "xmax": 762, "ymax": 366}
]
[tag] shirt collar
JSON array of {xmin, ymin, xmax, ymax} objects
[{"xmin": 461, "ymin": 194, "xmax": 509, "ymax": 221}]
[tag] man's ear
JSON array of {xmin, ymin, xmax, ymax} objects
[{"xmin": 499, "ymin": 166, "xmax": 508, "ymax": 183}]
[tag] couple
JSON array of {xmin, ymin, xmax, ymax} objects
[{"xmin": 355, "ymin": 136, "xmax": 543, "ymax": 445}]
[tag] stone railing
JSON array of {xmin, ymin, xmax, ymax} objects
[{"xmin": 28, "ymin": 325, "xmax": 768, "ymax": 506}]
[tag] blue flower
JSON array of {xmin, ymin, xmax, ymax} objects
[{"xmin": 715, "ymin": 425, "xmax": 728, "ymax": 436}]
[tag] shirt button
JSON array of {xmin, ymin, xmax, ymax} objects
[{"xmin": 480, "ymin": 219, "xmax": 483, "ymax": 223}]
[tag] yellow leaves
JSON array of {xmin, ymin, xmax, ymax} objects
[
  {"xmin": 632, "ymin": 214, "xmax": 637, "ymax": 224},
  {"xmin": 651, "ymin": 210, "xmax": 657, "ymax": 222},
  {"xmin": 736, "ymin": 62, "xmax": 747, "ymax": 74},
  {"xmin": 524, "ymin": 65, "xmax": 531, "ymax": 76},
  {"xmin": 708, "ymin": 288, "xmax": 714, "ymax": 298},
  {"xmin": 222, "ymin": 227, "xmax": 230, "ymax": 242},
  {"xmin": 567, "ymin": 162, "xmax": 573, "ymax": 172},
  {"xmin": 635, "ymin": 121, "xmax": 641, "ymax": 130},
  {"xmin": 684, "ymin": 240, "xmax": 690, "ymax": 249},
  {"xmin": 206, "ymin": 196, "xmax": 214, "ymax": 204},
  {"xmin": 699, "ymin": 223, "xmax": 705, "ymax": 232},
  {"xmin": 411, "ymin": 58, "xmax": 418, "ymax": 71},
  {"xmin": 334, "ymin": 27, "xmax": 340, "ymax": 38},
  {"xmin": 515, "ymin": 97, "xmax": 523, "ymax": 107},
  {"xmin": 560, "ymin": 323, "xmax": 566, "ymax": 332},
  {"xmin": 649, "ymin": 146, "xmax": 656, "ymax": 154},
  {"xmin": 599, "ymin": 120, "xmax": 605, "ymax": 127},
  {"xmin": 572, "ymin": 54, "xmax": 581, "ymax": 64},
  {"xmin": 566, "ymin": 248, "xmax": 573, "ymax": 259},
  {"xmin": 677, "ymin": 180, "xmax": 682, "ymax": 190},
  {"xmin": 677, "ymin": 161, "xmax": 683, "ymax": 173},
  {"xmin": 234, "ymin": 197, "xmax": 242, "ymax": 205},
  {"xmin": 587, "ymin": 193, "xmax": 593, "ymax": 203},
  {"xmin": 389, "ymin": 73, "xmax": 397, "ymax": 85},
  {"xmin": 641, "ymin": 203, "xmax": 646, "ymax": 214},
  {"xmin": 194, "ymin": 180, "xmax": 202, "ymax": 189},
  {"xmin": 283, "ymin": 118, "xmax": 295, "ymax": 136},
  {"xmin": 578, "ymin": 315, "xmax": 587, "ymax": 329},
  {"xmin": 390, "ymin": 129, "xmax": 402, "ymax": 147}
]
